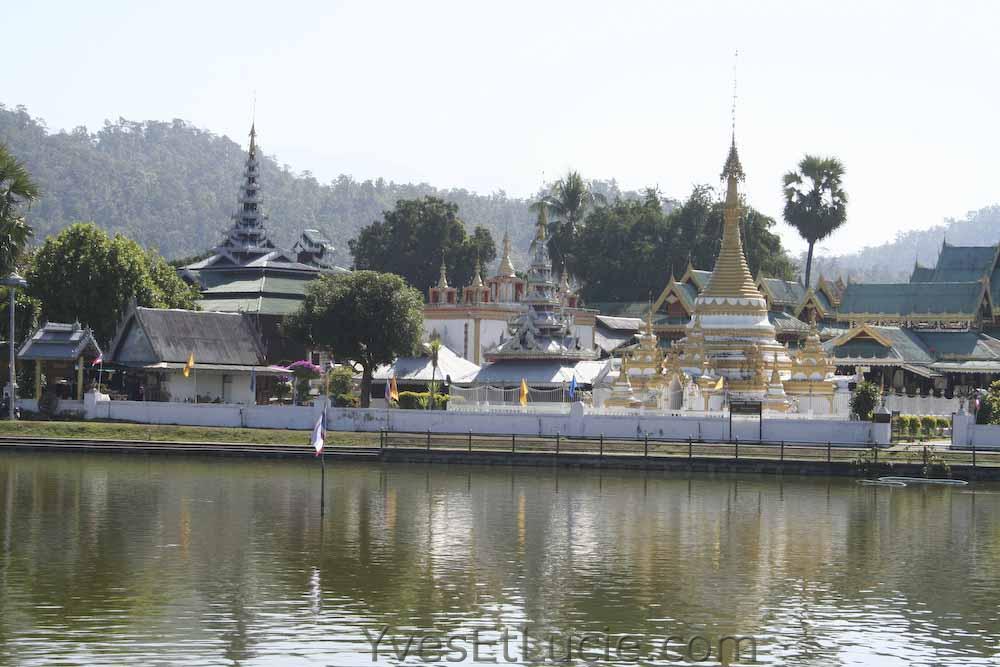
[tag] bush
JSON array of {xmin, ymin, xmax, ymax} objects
[
  {"xmin": 395, "ymin": 391, "xmax": 450, "ymax": 410},
  {"xmin": 896, "ymin": 415, "xmax": 913, "ymax": 439},
  {"xmin": 920, "ymin": 416, "xmax": 937, "ymax": 436},
  {"xmin": 906, "ymin": 415, "xmax": 921, "ymax": 437},
  {"xmin": 851, "ymin": 381, "xmax": 880, "ymax": 421},
  {"xmin": 935, "ymin": 416, "xmax": 950, "ymax": 433},
  {"xmin": 334, "ymin": 393, "xmax": 359, "ymax": 408},
  {"xmin": 327, "ymin": 366, "xmax": 354, "ymax": 396},
  {"xmin": 397, "ymin": 391, "xmax": 427, "ymax": 410}
]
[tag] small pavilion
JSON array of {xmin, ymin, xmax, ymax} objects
[{"xmin": 17, "ymin": 321, "xmax": 102, "ymax": 400}]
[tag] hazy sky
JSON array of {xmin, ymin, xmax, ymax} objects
[{"xmin": 6, "ymin": 0, "xmax": 999, "ymax": 255}]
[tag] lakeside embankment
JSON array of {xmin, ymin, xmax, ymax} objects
[{"xmin": 1, "ymin": 420, "xmax": 999, "ymax": 480}]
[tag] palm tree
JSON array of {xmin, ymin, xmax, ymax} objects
[
  {"xmin": 426, "ymin": 338, "xmax": 441, "ymax": 410},
  {"xmin": 0, "ymin": 145, "xmax": 38, "ymax": 273},
  {"xmin": 533, "ymin": 171, "xmax": 605, "ymax": 275},
  {"xmin": 781, "ymin": 155, "xmax": 846, "ymax": 288}
]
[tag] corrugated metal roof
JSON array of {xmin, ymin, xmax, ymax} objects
[
  {"xmin": 595, "ymin": 315, "xmax": 643, "ymax": 331},
  {"xmin": 473, "ymin": 359, "xmax": 609, "ymax": 385},
  {"xmin": 373, "ymin": 344, "xmax": 480, "ymax": 383},
  {"xmin": 825, "ymin": 326, "xmax": 934, "ymax": 364},
  {"xmin": 839, "ymin": 282, "xmax": 984, "ymax": 316},
  {"xmin": 110, "ymin": 307, "xmax": 265, "ymax": 366},
  {"xmin": 761, "ymin": 278, "xmax": 805, "ymax": 305},
  {"xmin": 18, "ymin": 322, "xmax": 101, "ymax": 361},
  {"xmin": 199, "ymin": 296, "xmax": 304, "ymax": 316}
]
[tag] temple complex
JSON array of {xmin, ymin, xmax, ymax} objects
[
  {"xmin": 423, "ymin": 211, "xmax": 596, "ymax": 366},
  {"xmin": 178, "ymin": 124, "xmax": 347, "ymax": 362}
]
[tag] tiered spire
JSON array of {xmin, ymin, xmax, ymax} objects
[
  {"xmin": 498, "ymin": 231, "xmax": 516, "ymax": 277},
  {"xmin": 701, "ymin": 137, "xmax": 760, "ymax": 300},
  {"xmin": 469, "ymin": 259, "xmax": 484, "ymax": 288},
  {"xmin": 215, "ymin": 123, "xmax": 275, "ymax": 258},
  {"xmin": 437, "ymin": 260, "xmax": 450, "ymax": 289}
]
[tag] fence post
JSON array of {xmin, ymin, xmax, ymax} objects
[
  {"xmin": 380, "ymin": 430, "xmax": 384, "ymax": 450},
  {"xmin": 923, "ymin": 445, "xmax": 928, "ymax": 468},
  {"xmin": 688, "ymin": 436, "xmax": 693, "ymax": 460},
  {"xmin": 556, "ymin": 432, "xmax": 560, "ymax": 456},
  {"xmin": 512, "ymin": 433, "xmax": 516, "ymax": 454},
  {"xmin": 972, "ymin": 440, "xmax": 976, "ymax": 469},
  {"xmin": 468, "ymin": 430, "xmax": 472, "ymax": 453},
  {"xmin": 644, "ymin": 433, "xmax": 649, "ymax": 458},
  {"xmin": 780, "ymin": 440, "xmax": 784, "ymax": 463},
  {"xmin": 873, "ymin": 442, "xmax": 878, "ymax": 465},
  {"xmin": 735, "ymin": 437, "xmax": 739, "ymax": 460},
  {"xmin": 599, "ymin": 433, "xmax": 604, "ymax": 459},
  {"xmin": 426, "ymin": 429, "xmax": 431, "ymax": 452},
  {"xmin": 827, "ymin": 441, "xmax": 832, "ymax": 465}
]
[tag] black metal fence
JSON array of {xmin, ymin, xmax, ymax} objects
[{"xmin": 377, "ymin": 430, "xmax": 997, "ymax": 469}]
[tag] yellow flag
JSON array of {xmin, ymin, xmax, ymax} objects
[
  {"xmin": 389, "ymin": 376, "xmax": 399, "ymax": 402},
  {"xmin": 519, "ymin": 378, "xmax": 529, "ymax": 406},
  {"xmin": 183, "ymin": 353, "xmax": 195, "ymax": 378},
  {"xmin": 714, "ymin": 375, "xmax": 724, "ymax": 391}
]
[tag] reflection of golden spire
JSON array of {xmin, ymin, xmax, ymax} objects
[
  {"xmin": 498, "ymin": 231, "xmax": 516, "ymax": 277},
  {"xmin": 437, "ymin": 260, "xmax": 449, "ymax": 289},
  {"xmin": 702, "ymin": 138, "xmax": 762, "ymax": 300}
]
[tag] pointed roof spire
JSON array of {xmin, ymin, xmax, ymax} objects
[
  {"xmin": 437, "ymin": 260, "xmax": 449, "ymax": 289},
  {"xmin": 248, "ymin": 122, "xmax": 257, "ymax": 156},
  {"xmin": 469, "ymin": 258, "xmax": 484, "ymax": 288},
  {"xmin": 535, "ymin": 204, "xmax": 548, "ymax": 241},
  {"xmin": 498, "ymin": 230, "xmax": 516, "ymax": 277},
  {"xmin": 701, "ymin": 135, "xmax": 760, "ymax": 300}
]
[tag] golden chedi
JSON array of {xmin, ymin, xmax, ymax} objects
[
  {"xmin": 783, "ymin": 316, "xmax": 836, "ymax": 413},
  {"xmin": 678, "ymin": 137, "xmax": 791, "ymax": 403}
]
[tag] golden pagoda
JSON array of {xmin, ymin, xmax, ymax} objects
[
  {"xmin": 678, "ymin": 136, "xmax": 791, "ymax": 403},
  {"xmin": 612, "ymin": 308, "xmax": 665, "ymax": 408},
  {"xmin": 783, "ymin": 316, "xmax": 836, "ymax": 413}
]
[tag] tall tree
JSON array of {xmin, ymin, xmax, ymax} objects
[
  {"xmin": 534, "ymin": 171, "xmax": 605, "ymax": 275},
  {"xmin": 782, "ymin": 155, "xmax": 848, "ymax": 287},
  {"xmin": 283, "ymin": 271, "xmax": 424, "ymax": 407},
  {"xmin": 348, "ymin": 197, "xmax": 496, "ymax": 294},
  {"xmin": 0, "ymin": 144, "xmax": 38, "ymax": 274},
  {"xmin": 26, "ymin": 223, "xmax": 200, "ymax": 343}
]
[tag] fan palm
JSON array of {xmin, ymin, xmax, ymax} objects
[
  {"xmin": 532, "ymin": 171, "xmax": 605, "ymax": 276},
  {"xmin": 0, "ymin": 145, "xmax": 38, "ymax": 273},
  {"xmin": 782, "ymin": 156, "xmax": 847, "ymax": 288}
]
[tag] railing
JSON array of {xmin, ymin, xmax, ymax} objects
[{"xmin": 377, "ymin": 430, "xmax": 998, "ymax": 470}]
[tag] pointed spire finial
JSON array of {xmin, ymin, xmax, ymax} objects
[
  {"xmin": 437, "ymin": 260, "xmax": 449, "ymax": 289},
  {"xmin": 498, "ymin": 230, "xmax": 516, "ymax": 277}
]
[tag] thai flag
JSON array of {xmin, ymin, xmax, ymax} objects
[{"xmin": 311, "ymin": 414, "xmax": 325, "ymax": 456}]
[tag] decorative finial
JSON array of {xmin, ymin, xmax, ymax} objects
[
  {"xmin": 535, "ymin": 204, "xmax": 548, "ymax": 241},
  {"xmin": 498, "ymin": 230, "xmax": 516, "ymax": 277},
  {"xmin": 437, "ymin": 260, "xmax": 449, "ymax": 289},
  {"xmin": 731, "ymin": 49, "xmax": 739, "ymax": 143}
]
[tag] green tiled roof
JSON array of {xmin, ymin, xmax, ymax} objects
[
  {"xmin": 825, "ymin": 326, "xmax": 934, "ymax": 364},
  {"xmin": 915, "ymin": 331, "xmax": 1000, "ymax": 360},
  {"xmin": 909, "ymin": 265, "xmax": 935, "ymax": 282},
  {"xmin": 687, "ymin": 270, "xmax": 712, "ymax": 289},
  {"xmin": 761, "ymin": 278, "xmax": 805, "ymax": 306},
  {"xmin": 199, "ymin": 296, "xmax": 304, "ymax": 316},
  {"xmin": 926, "ymin": 245, "xmax": 997, "ymax": 282},
  {"xmin": 838, "ymin": 282, "xmax": 984, "ymax": 317},
  {"xmin": 769, "ymin": 311, "xmax": 809, "ymax": 332}
]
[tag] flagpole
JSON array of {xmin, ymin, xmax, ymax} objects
[{"xmin": 320, "ymin": 410, "xmax": 326, "ymax": 517}]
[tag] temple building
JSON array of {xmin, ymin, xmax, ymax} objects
[
  {"xmin": 178, "ymin": 124, "xmax": 348, "ymax": 363},
  {"xmin": 666, "ymin": 136, "xmax": 838, "ymax": 413},
  {"xmin": 423, "ymin": 217, "xmax": 596, "ymax": 366},
  {"xmin": 465, "ymin": 209, "xmax": 604, "ymax": 395},
  {"xmin": 823, "ymin": 239, "xmax": 1000, "ymax": 394}
]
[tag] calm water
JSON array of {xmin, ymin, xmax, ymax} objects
[{"xmin": 0, "ymin": 452, "xmax": 998, "ymax": 666}]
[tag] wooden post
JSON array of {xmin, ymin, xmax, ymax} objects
[
  {"xmin": 320, "ymin": 450, "xmax": 326, "ymax": 516},
  {"xmin": 511, "ymin": 433, "xmax": 515, "ymax": 453},
  {"xmin": 76, "ymin": 358, "xmax": 84, "ymax": 400},
  {"xmin": 735, "ymin": 437, "xmax": 739, "ymax": 460},
  {"xmin": 644, "ymin": 433, "xmax": 648, "ymax": 458},
  {"xmin": 780, "ymin": 440, "xmax": 785, "ymax": 463},
  {"xmin": 827, "ymin": 441, "xmax": 832, "ymax": 464},
  {"xmin": 468, "ymin": 430, "xmax": 473, "ymax": 453},
  {"xmin": 426, "ymin": 429, "xmax": 431, "ymax": 451},
  {"xmin": 35, "ymin": 360, "xmax": 42, "ymax": 399},
  {"xmin": 599, "ymin": 433, "xmax": 604, "ymax": 458},
  {"xmin": 556, "ymin": 432, "xmax": 560, "ymax": 456},
  {"xmin": 688, "ymin": 436, "xmax": 693, "ymax": 459}
]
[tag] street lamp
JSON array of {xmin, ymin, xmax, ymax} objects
[{"xmin": 2, "ymin": 272, "xmax": 27, "ymax": 420}]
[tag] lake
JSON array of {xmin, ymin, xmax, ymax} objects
[{"xmin": 0, "ymin": 451, "xmax": 997, "ymax": 665}]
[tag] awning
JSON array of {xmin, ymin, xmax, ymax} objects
[
  {"xmin": 930, "ymin": 361, "xmax": 1000, "ymax": 374},
  {"xmin": 117, "ymin": 362, "xmax": 289, "ymax": 374}
]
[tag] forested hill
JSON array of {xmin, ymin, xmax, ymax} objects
[
  {"xmin": 0, "ymin": 103, "xmax": 556, "ymax": 266},
  {"xmin": 807, "ymin": 205, "xmax": 1000, "ymax": 284}
]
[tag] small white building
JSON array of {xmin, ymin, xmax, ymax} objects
[{"xmin": 105, "ymin": 305, "xmax": 286, "ymax": 404}]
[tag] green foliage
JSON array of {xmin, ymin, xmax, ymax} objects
[
  {"xmin": 283, "ymin": 271, "xmax": 423, "ymax": 407},
  {"xmin": 348, "ymin": 197, "xmax": 495, "ymax": 294},
  {"xmin": 920, "ymin": 415, "xmax": 937, "ymax": 435},
  {"xmin": 976, "ymin": 380, "xmax": 1000, "ymax": 425},
  {"xmin": 568, "ymin": 186, "xmax": 795, "ymax": 302},
  {"xmin": 395, "ymin": 391, "xmax": 449, "ymax": 410},
  {"xmin": 0, "ymin": 144, "xmax": 38, "ymax": 274},
  {"xmin": 782, "ymin": 155, "xmax": 848, "ymax": 287},
  {"xmin": 26, "ymin": 223, "xmax": 199, "ymax": 343},
  {"xmin": 534, "ymin": 171, "xmax": 606, "ymax": 273},
  {"xmin": 326, "ymin": 366, "xmax": 354, "ymax": 397},
  {"xmin": 935, "ymin": 416, "xmax": 951, "ymax": 433},
  {"xmin": 334, "ymin": 393, "xmax": 359, "ymax": 408},
  {"xmin": 850, "ymin": 381, "xmax": 880, "ymax": 421}
]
